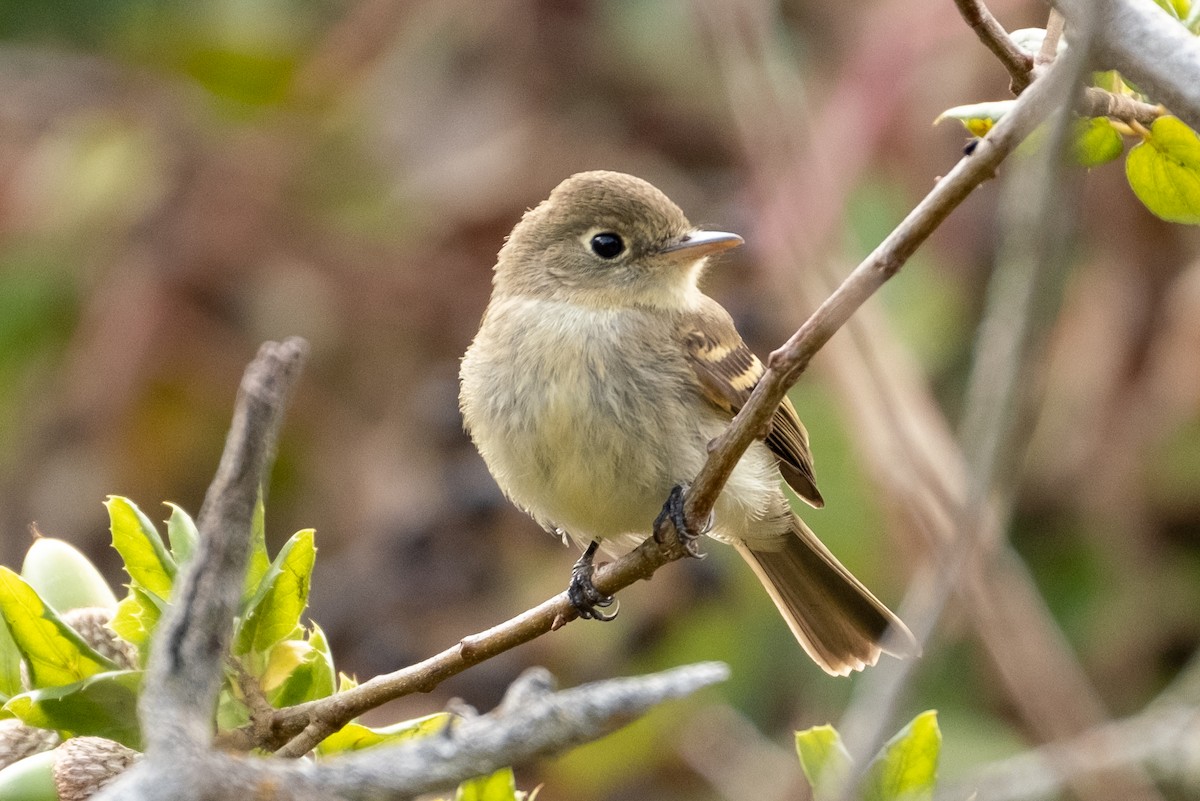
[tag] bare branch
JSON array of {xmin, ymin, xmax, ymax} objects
[{"xmin": 96, "ymin": 663, "xmax": 729, "ymax": 801}]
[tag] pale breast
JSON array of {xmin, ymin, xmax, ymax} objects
[{"xmin": 460, "ymin": 297, "xmax": 707, "ymax": 544}]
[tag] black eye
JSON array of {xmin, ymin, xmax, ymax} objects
[{"xmin": 589, "ymin": 232, "xmax": 625, "ymax": 259}]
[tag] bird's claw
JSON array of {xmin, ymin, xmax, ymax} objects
[
  {"xmin": 654, "ymin": 484, "xmax": 708, "ymax": 558},
  {"xmin": 568, "ymin": 541, "xmax": 618, "ymax": 621}
]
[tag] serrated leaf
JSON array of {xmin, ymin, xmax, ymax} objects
[
  {"xmin": 457, "ymin": 767, "xmax": 519, "ymax": 801},
  {"xmin": 934, "ymin": 101, "xmax": 1016, "ymax": 138},
  {"xmin": 1126, "ymin": 116, "xmax": 1200, "ymax": 224},
  {"xmin": 0, "ymin": 567, "xmax": 119, "ymax": 687},
  {"xmin": 234, "ymin": 529, "xmax": 316, "ymax": 655},
  {"xmin": 316, "ymin": 712, "xmax": 451, "ymax": 755},
  {"xmin": 243, "ymin": 491, "xmax": 271, "ymax": 602},
  {"xmin": 1073, "ymin": 117, "xmax": 1124, "ymax": 167},
  {"xmin": 0, "ymin": 613, "xmax": 21, "ymax": 701},
  {"xmin": 862, "ymin": 711, "xmax": 941, "ymax": 801},
  {"xmin": 109, "ymin": 586, "xmax": 163, "ymax": 658},
  {"xmin": 106, "ymin": 496, "xmax": 176, "ymax": 600},
  {"xmin": 3, "ymin": 670, "xmax": 142, "ymax": 749},
  {"xmin": 796, "ymin": 724, "xmax": 853, "ymax": 801},
  {"xmin": 165, "ymin": 503, "xmax": 199, "ymax": 566}
]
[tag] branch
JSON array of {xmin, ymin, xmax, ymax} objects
[
  {"xmin": 96, "ymin": 663, "xmax": 729, "ymax": 801},
  {"xmin": 138, "ymin": 337, "xmax": 308, "ymax": 756},
  {"xmin": 1053, "ymin": 0, "xmax": 1200, "ymax": 130},
  {"xmin": 215, "ymin": 39, "xmax": 1076, "ymax": 758},
  {"xmin": 952, "ymin": 0, "xmax": 1035, "ymax": 91},
  {"xmin": 681, "ymin": 53, "xmax": 1070, "ymax": 533}
]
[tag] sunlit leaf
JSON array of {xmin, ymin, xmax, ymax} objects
[
  {"xmin": 1126, "ymin": 116, "xmax": 1200, "ymax": 224},
  {"xmin": 862, "ymin": 711, "xmax": 941, "ymax": 801},
  {"xmin": 109, "ymin": 586, "xmax": 163, "ymax": 658},
  {"xmin": 796, "ymin": 724, "xmax": 853, "ymax": 801},
  {"xmin": 261, "ymin": 630, "xmax": 335, "ymax": 708},
  {"xmin": 234, "ymin": 529, "xmax": 316, "ymax": 655},
  {"xmin": 0, "ymin": 568, "xmax": 118, "ymax": 687},
  {"xmin": 106, "ymin": 496, "xmax": 176, "ymax": 600},
  {"xmin": 0, "ymin": 614, "xmax": 21, "ymax": 701},
  {"xmin": 243, "ymin": 491, "xmax": 271, "ymax": 603},
  {"xmin": 3, "ymin": 670, "xmax": 142, "ymax": 749},
  {"xmin": 165, "ymin": 503, "xmax": 199, "ymax": 567},
  {"xmin": 457, "ymin": 767, "xmax": 519, "ymax": 801},
  {"xmin": 21, "ymin": 537, "xmax": 117, "ymax": 612},
  {"xmin": 1072, "ymin": 117, "xmax": 1125, "ymax": 167},
  {"xmin": 317, "ymin": 712, "xmax": 451, "ymax": 756}
]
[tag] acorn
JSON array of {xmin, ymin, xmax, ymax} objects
[
  {"xmin": 53, "ymin": 737, "xmax": 140, "ymax": 801},
  {"xmin": 0, "ymin": 718, "xmax": 60, "ymax": 771}
]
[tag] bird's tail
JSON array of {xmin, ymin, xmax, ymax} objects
[{"xmin": 734, "ymin": 516, "xmax": 919, "ymax": 676}]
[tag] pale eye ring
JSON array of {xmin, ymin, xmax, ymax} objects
[{"xmin": 589, "ymin": 232, "xmax": 625, "ymax": 259}]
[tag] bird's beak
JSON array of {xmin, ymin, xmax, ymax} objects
[{"xmin": 660, "ymin": 230, "xmax": 744, "ymax": 260}]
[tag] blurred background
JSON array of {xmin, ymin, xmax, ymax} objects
[{"xmin": 0, "ymin": 0, "xmax": 1198, "ymax": 798}]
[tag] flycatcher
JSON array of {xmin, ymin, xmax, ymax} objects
[{"xmin": 459, "ymin": 170, "xmax": 917, "ymax": 675}]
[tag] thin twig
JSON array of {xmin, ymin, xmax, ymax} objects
[{"xmin": 952, "ymin": 0, "xmax": 1035, "ymax": 91}]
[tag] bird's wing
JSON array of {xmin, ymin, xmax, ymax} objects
[{"xmin": 680, "ymin": 300, "xmax": 824, "ymax": 507}]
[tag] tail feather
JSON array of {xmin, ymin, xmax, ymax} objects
[{"xmin": 735, "ymin": 517, "xmax": 918, "ymax": 676}]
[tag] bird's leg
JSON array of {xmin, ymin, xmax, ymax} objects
[
  {"xmin": 567, "ymin": 539, "xmax": 618, "ymax": 621},
  {"xmin": 654, "ymin": 484, "xmax": 708, "ymax": 558}
]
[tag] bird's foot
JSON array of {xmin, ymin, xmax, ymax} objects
[
  {"xmin": 653, "ymin": 484, "xmax": 708, "ymax": 558},
  {"xmin": 567, "ymin": 540, "xmax": 618, "ymax": 621}
]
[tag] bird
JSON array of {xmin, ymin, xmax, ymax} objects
[{"xmin": 459, "ymin": 170, "xmax": 918, "ymax": 675}]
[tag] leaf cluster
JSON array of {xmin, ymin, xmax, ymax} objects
[
  {"xmin": 0, "ymin": 497, "xmax": 524, "ymax": 801},
  {"xmin": 937, "ymin": 19, "xmax": 1200, "ymax": 224}
]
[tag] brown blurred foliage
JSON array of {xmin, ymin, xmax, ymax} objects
[{"xmin": 0, "ymin": 0, "xmax": 1198, "ymax": 799}]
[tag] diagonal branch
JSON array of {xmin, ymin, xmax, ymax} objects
[
  {"xmin": 223, "ymin": 48, "xmax": 1073, "ymax": 758},
  {"xmin": 952, "ymin": 0, "xmax": 1035, "ymax": 91}
]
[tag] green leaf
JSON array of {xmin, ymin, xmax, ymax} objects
[
  {"xmin": 1126, "ymin": 116, "xmax": 1200, "ymax": 224},
  {"xmin": 261, "ymin": 633, "xmax": 335, "ymax": 708},
  {"xmin": 165, "ymin": 503, "xmax": 199, "ymax": 566},
  {"xmin": 796, "ymin": 724, "xmax": 853, "ymax": 801},
  {"xmin": 1073, "ymin": 117, "xmax": 1124, "ymax": 167},
  {"xmin": 0, "ymin": 748, "xmax": 58, "ymax": 801},
  {"xmin": 0, "ymin": 609, "xmax": 22, "ymax": 701},
  {"xmin": 234, "ymin": 529, "xmax": 316, "ymax": 655},
  {"xmin": 3, "ymin": 670, "xmax": 142, "ymax": 749},
  {"xmin": 106, "ymin": 496, "xmax": 176, "ymax": 600},
  {"xmin": 457, "ymin": 767, "xmax": 519, "ymax": 801},
  {"xmin": 934, "ymin": 101, "xmax": 1016, "ymax": 138},
  {"xmin": 316, "ymin": 712, "xmax": 450, "ymax": 755},
  {"xmin": 243, "ymin": 491, "xmax": 271, "ymax": 602},
  {"xmin": 109, "ymin": 586, "xmax": 163, "ymax": 659},
  {"xmin": 861, "ymin": 711, "xmax": 941, "ymax": 801},
  {"xmin": 1148, "ymin": 0, "xmax": 1185, "ymax": 19},
  {"xmin": 21, "ymin": 538, "xmax": 117, "ymax": 612},
  {"xmin": 0, "ymin": 568, "xmax": 119, "ymax": 687}
]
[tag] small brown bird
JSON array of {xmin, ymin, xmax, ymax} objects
[{"xmin": 459, "ymin": 170, "xmax": 917, "ymax": 675}]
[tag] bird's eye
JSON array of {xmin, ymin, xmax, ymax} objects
[{"xmin": 589, "ymin": 232, "xmax": 625, "ymax": 259}]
